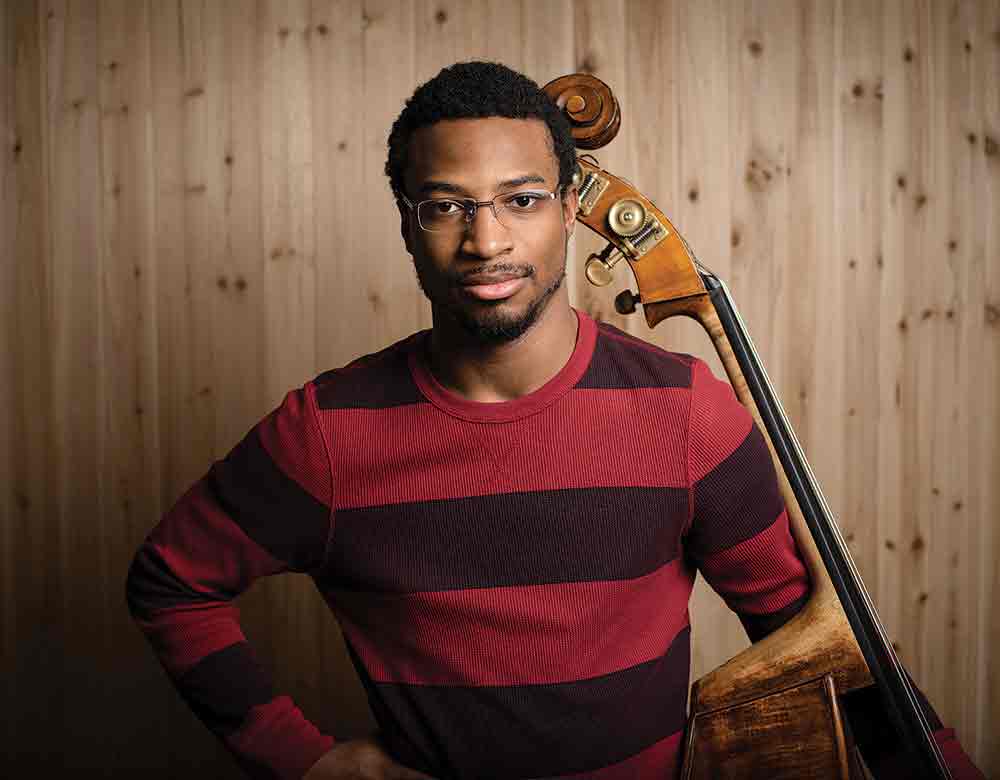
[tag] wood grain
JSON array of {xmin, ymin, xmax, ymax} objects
[{"xmin": 2, "ymin": 0, "xmax": 997, "ymax": 774}]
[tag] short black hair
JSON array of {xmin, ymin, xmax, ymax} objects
[{"xmin": 385, "ymin": 61, "xmax": 576, "ymax": 202}]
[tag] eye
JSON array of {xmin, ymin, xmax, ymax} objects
[
  {"xmin": 506, "ymin": 192, "xmax": 544, "ymax": 210},
  {"xmin": 430, "ymin": 200, "xmax": 463, "ymax": 215}
]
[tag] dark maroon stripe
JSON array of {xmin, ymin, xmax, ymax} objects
[
  {"xmin": 314, "ymin": 335, "xmax": 426, "ymax": 410},
  {"xmin": 688, "ymin": 424, "xmax": 784, "ymax": 556},
  {"xmin": 176, "ymin": 641, "xmax": 274, "ymax": 737},
  {"xmin": 356, "ymin": 626, "xmax": 691, "ymax": 779},
  {"xmin": 325, "ymin": 486, "xmax": 688, "ymax": 592},
  {"xmin": 576, "ymin": 323, "xmax": 692, "ymax": 390},
  {"xmin": 209, "ymin": 428, "xmax": 330, "ymax": 572},
  {"xmin": 125, "ymin": 544, "xmax": 232, "ymax": 619},
  {"xmin": 740, "ymin": 590, "xmax": 809, "ymax": 642}
]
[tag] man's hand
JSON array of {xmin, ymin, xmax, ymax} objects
[{"xmin": 302, "ymin": 736, "xmax": 437, "ymax": 780}]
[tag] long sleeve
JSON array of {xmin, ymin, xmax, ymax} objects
[
  {"xmin": 683, "ymin": 358, "xmax": 810, "ymax": 637},
  {"xmin": 126, "ymin": 384, "xmax": 335, "ymax": 779}
]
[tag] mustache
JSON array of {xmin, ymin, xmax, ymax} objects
[{"xmin": 449, "ymin": 262, "xmax": 535, "ymax": 284}]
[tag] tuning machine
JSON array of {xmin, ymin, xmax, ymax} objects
[
  {"xmin": 575, "ymin": 164, "xmax": 610, "ymax": 216},
  {"xmin": 585, "ymin": 244, "xmax": 626, "ymax": 287},
  {"xmin": 604, "ymin": 197, "xmax": 670, "ymax": 260}
]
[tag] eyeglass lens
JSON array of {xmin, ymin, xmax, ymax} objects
[{"xmin": 417, "ymin": 190, "xmax": 555, "ymax": 232}]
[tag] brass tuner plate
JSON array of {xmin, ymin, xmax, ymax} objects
[{"xmin": 607, "ymin": 198, "xmax": 647, "ymax": 238}]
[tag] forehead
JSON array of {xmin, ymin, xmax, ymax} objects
[{"xmin": 405, "ymin": 117, "xmax": 558, "ymax": 194}]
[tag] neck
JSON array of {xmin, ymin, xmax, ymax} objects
[{"xmin": 427, "ymin": 293, "xmax": 579, "ymax": 403}]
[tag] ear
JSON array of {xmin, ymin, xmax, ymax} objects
[
  {"xmin": 561, "ymin": 186, "xmax": 579, "ymax": 238},
  {"xmin": 398, "ymin": 201, "xmax": 414, "ymax": 255}
]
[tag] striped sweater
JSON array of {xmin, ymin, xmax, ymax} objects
[{"xmin": 126, "ymin": 309, "xmax": 813, "ymax": 779}]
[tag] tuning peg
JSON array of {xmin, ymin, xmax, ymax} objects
[
  {"xmin": 614, "ymin": 289, "xmax": 641, "ymax": 315},
  {"xmin": 585, "ymin": 246, "xmax": 625, "ymax": 287}
]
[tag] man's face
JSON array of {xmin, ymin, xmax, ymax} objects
[{"xmin": 401, "ymin": 117, "xmax": 577, "ymax": 344}]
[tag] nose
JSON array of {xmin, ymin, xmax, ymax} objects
[{"xmin": 460, "ymin": 204, "xmax": 514, "ymax": 259}]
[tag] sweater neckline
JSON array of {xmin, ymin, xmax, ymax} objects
[{"xmin": 408, "ymin": 309, "xmax": 597, "ymax": 423}]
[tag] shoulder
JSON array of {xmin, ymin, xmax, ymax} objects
[
  {"xmin": 310, "ymin": 331, "xmax": 427, "ymax": 412},
  {"xmin": 686, "ymin": 356, "xmax": 756, "ymax": 483},
  {"xmin": 577, "ymin": 319, "xmax": 695, "ymax": 391}
]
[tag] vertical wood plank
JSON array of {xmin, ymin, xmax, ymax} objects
[
  {"xmin": 921, "ymin": 0, "xmax": 955, "ymax": 722},
  {"xmin": 835, "ymin": 0, "xmax": 883, "ymax": 599},
  {"xmin": 6, "ymin": 0, "xmax": 61, "ymax": 768},
  {"xmin": 1, "ymin": 0, "xmax": 14, "ymax": 757},
  {"xmin": 976, "ymin": 2, "xmax": 999, "ymax": 771},
  {"xmin": 923, "ymin": 0, "xmax": 979, "ymax": 738},
  {"xmin": 96, "ymin": 0, "xmax": 167, "ymax": 768},
  {"xmin": 0, "ymin": 6, "xmax": 13, "ymax": 756},
  {"xmin": 413, "ymin": 0, "xmax": 522, "ymax": 80},
  {"xmin": 904, "ymin": 0, "xmax": 936, "ymax": 692},
  {"xmin": 522, "ymin": 0, "xmax": 574, "ymax": 86},
  {"xmin": 150, "ymin": 0, "xmax": 213, "ymax": 502},
  {"xmin": 259, "ymin": 0, "xmax": 316, "ymax": 407},
  {"xmin": 877, "ymin": 0, "xmax": 908, "ymax": 700},
  {"xmin": 44, "ymin": 0, "xmax": 107, "ymax": 758},
  {"xmin": 312, "ymin": 0, "xmax": 375, "ymax": 372},
  {"xmin": 880, "ymin": 0, "xmax": 933, "ymax": 684},
  {"xmin": 362, "ymin": 0, "xmax": 423, "ymax": 349},
  {"xmin": 788, "ymin": 0, "xmax": 835, "ymax": 511},
  {"xmin": 211, "ymin": 0, "xmax": 265, "ymax": 449}
]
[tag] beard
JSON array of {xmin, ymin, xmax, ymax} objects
[{"xmin": 414, "ymin": 257, "xmax": 567, "ymax": 347}]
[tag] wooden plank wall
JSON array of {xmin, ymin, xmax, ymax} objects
[{"xmin": 2, "ymin": 0, "xmax": 997, "ymax": 775}]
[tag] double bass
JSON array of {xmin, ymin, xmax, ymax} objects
[{"xmin": 542, "ymin": 73, "xmax": 952, "ymax": 779}]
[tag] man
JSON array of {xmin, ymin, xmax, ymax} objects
[{"xmin": 127, "ymin": 62, "xmax": 981, "ymax": 779}]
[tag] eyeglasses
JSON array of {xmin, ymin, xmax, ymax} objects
[{"xmin": 400, "ymin": 188, "xmax": 562, "ymax": 233}]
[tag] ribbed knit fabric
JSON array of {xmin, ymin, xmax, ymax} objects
[{"xmin": 127, "ymin": 309, "xmax": 978, "ymax": 779}]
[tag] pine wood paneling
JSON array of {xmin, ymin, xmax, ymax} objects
[
  {"xmin": 5, "ymin": 0, "xmax": 59, "ymax": 767},
  {"xmin": 976, "ymin": 2, "xmax": 999, "ymax": 768},
  {"xmin": 2, "ymin": 0, "xmax": 997, "ymax": 774},
  {"xmin": 669, "ymin": 0, "xmax": 747, "ymax": 682}
]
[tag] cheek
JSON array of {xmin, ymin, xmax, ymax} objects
[
  {"xmin": 412, "ymin": 238, "xmax": 455, "ymax": 277},
  {"xmin": 530, "ymin": 223, "xmax": 569, "ymax": 268}
]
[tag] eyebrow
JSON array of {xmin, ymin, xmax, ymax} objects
[{"xmin": 417, "ymin": 174, "xmax": 548, "ymax": 197}]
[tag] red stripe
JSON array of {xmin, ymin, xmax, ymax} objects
[
  {"xmin": 325, "ymin": 386, "xmax": 690, "ymax": 509},
  {"xmin": 934, "ymin": 728, "xmax": 986, "ymax": 780},
  {"xmin": 688, "ymin": 359, "xmax": 753, "ymax": 483},
  {"xmin": 257, "ymin": 387, "xmax": 332, "ymax": 508},
  {"xmin": 152, "ymin": 481, "xmax": 286, "ymax": 593},
  {"xmin": 551, "ymin": 730, "xmax": 683, "ymax": 780},
  {"xmin": 696, "ymin": 510, "xmax": 809, "ymax": 615},
  {"xmin": 330, "ymin": 558, "xmax": 695, "ymax": 686},
  {"xmin": 227, "ymin": 695, "xmax": 335, "ymax": 780},
  {"xmin": 136, "ymin": 604, "xmax": 245, "ymax": 676}
]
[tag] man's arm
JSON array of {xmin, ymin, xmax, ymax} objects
[
  {"xmin": 126, "ymin": 385, "xmax": 336, "ymax": 779},
  {"xmin": 683, "ymin": 358, "xmax": 984, "ymax": 780}
]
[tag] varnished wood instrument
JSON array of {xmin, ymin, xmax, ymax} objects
[{"xmin": 542, "ymin": 73, "xmax": 952, "ymax": 780}]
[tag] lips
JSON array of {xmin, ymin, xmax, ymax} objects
[{"xmin": 458, "ymin": 272, "xmax": 529, "ymax": 301}]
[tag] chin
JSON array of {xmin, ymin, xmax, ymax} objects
[
  {"xmin": 452, "ymin": 273, "xmax": 565, "ymax": 345},
  {"xmin": 456, "ymin": 305, "xmax": 538, "ymax": 345}
]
